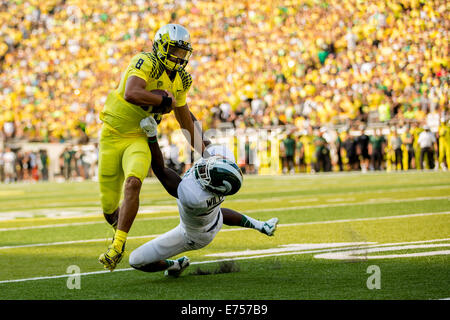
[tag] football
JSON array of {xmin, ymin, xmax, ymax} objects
[
  {"xmin": 150, "ymin": 89, "xmax": 168, "ymax": 97},
  {"xmin": 141, "ymin": 89, "xmax": 168, "ymax": 112}
]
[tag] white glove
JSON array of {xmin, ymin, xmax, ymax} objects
[{"xmin": 140, "ymin": 116, "xmax": 158, "ymax": 137}]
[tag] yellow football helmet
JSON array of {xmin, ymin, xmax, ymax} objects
[{"xmin": 153, "ymin": 24, "xmax": 193, "ymax": 72}]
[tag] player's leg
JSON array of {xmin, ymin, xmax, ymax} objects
[
  {"xmin": 103, "ymin": 209, "xmax": 119, "ymax": 230},
  {"xmin": 111, "ymin": 137, "xmax": 151, "ymax": 242},
  {"xmin": 129, "ymin": 224, "xmax": 191, "ymax": 277},
  {"xmin": 99, "ymin": 137, "xmax": 150, "ymax": 271},
  {"xmin": 438, "ymin": 139, "xmax": 444, "ymax": 168},
  {"xmin": 445, "ymin": 142, "xmax": 450, "ymax": 170},
  {"xmin": 221, "ymin": 207, "xmax": 278, "ymax": 236},
  {"xmin": 117, "ymin": 137, "xmax": 151, "ymax": 231},
  {"xmin": 97, "ymin": 131, "xmax": 127, "ymax": 270},
  {"xmin": 98, "ymin": 130, "xmax": 125, "ymax": 229}
]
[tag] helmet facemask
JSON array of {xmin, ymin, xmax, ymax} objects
[
  {"xmin": 194, "ymin": 157, "xmax": 214, "ymax": 190},
  {"xmin": 193, "ymin": 156, "xmax": 243, "ymax": 196},
  {"xmin": 154, "ymin": 32, "xmax": 192, "ymax": 72}
]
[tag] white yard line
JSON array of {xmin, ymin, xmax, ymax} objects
[
  {"xmin": 0, "ymin": 247, "xmax": 362, "ymax": 284},
  {"xmin": 0, "ymin": 205, "xmax": 178, "ymax": 222},
  {"xmin": 0, "ymin": 184, "xmax": 448, "ymax": 222},
  {"xmin": 1, "ymin": 237, "xmax": 449, "ymax": 285},
  {"xmin": 1, "ymin": 195, "xmax": 448, "ymax": 231},
  {"xmin": 275, "ymin": 211, "xmax": 450, "ymax": 228},
  {"xmin": 233, "ymin": 184, "xmax": 450, "ymax": 202},
  {"xmin": 1, "ymin": 211, "xmax": 448, "ymax": 250},
  {"xmin": 0, "ymin": 215, "xmax": 179, "ymax": 232},
  {"xmin": 243, "ymin": 196, "xmax": 450, "ymax": 214}
]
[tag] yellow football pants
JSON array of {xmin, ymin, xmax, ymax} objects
[{"xmin": 98, "ymin": 125, "xmax": 151, "ymax": 214}]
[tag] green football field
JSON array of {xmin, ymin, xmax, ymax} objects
[{"xmin": 0, "ymin": 171, "xmax": 449, "ymax": 300}]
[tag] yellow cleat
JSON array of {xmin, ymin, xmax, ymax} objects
[{"xmin": 98, "ymin": 243, "xmax": 125, "ymax": 271}]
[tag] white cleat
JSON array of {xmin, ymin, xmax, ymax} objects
[
  {"xmin": 261, "ymin": 218, "xmax": 279, "ymax": 236},
  {"xmin": 164, "ymin": 256, "xmax": 190, "ymax": 278}
]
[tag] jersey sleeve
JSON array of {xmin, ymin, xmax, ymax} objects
[{"xmin": 128, "ymin": 53, "xmax": 154, "ymax": 82}]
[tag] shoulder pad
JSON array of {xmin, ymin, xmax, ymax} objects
[{"xmin": 143, "ymin": 52, "xmax": 165, "ymax": 79}]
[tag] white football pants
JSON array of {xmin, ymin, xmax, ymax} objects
[{"xmin": 129, "ymin": 212, "xmax": 223, "ymax": 268}]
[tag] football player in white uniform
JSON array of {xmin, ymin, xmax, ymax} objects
[{"xmin": 128, "ymin": 116, "xmax": 278, "ymax": 277}]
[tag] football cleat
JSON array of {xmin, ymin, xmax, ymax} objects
[
  {"xmin": 164, "ymin": 256, "xmax": 190, "ymax": 278},
  {"xmin": 98, "ymin": 242, "xmax": 125, "ymax": 271},
  {"xmin": 261, "ymin": 218, "xmax": 279, "ymax": 236}
]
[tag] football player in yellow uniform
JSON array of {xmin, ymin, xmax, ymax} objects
[
  {"xmin": 438, "ymin": 119, "xmax": 450, "ymax": 170},
  {"xmin": 98, "ymin": 24, "xmax": 206, "ymax": 271},
  {"xmin": 411, "ymin": 122, "xmax": 423, "ymax": 169},
  {"xmin": 300, "ymin": 126, "xmax": 316, "ymax": 173}
]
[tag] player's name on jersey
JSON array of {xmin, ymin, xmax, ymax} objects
[{"xmin": 206, "ymin": 195, "xmax": 224, "ymax": 208}]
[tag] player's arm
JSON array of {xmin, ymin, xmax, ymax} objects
[
  {"xmin": 140, "ymin": 117, "xmax": 181, "ymax": 198},
  {"xmin": 174, "ymin": 104, "xmax": 208, "ymax": 157},
  {"xmin": 124, "ymin": 76, "xmax": 173, "ymax": 114},
  {"xmin": 190, "ymin": 110, "xmax": 211, "ymax": 147}
]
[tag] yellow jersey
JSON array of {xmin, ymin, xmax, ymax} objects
[
  {"xmin": 100, "ymin": 52, "xmax": 192, "ymax": 136},
  {"xmin": 439, "ymin": 124, "xmax": 450, "ymax": 143}
]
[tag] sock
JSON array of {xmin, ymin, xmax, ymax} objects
[
  {"xmin": 240, "ymin": 215, "xmax": 264, "ymax": 231},
  {"xmin": 112, "ymin": 229, "xmax": 127, "ymax": 251}
]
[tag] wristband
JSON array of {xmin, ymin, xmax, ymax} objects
[
  {"xmin": 159, "ymin": 96, "xmax": 172, "ymax": 108},
  {"xmin": 148, "ymin": 137, "xmax": 158, "ymax": 143}
]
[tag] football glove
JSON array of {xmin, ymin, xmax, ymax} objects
[
  {"xmin": 98, "ymin": 242, "xmax": 125, "ymax": 271},
  {"xmin": 140, "ymin": 116, "xmax": 158, "ymax": 137}
]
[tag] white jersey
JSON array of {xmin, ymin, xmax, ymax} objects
[
  {"xmin": 176, "ymin": 144, "xmax": 235, "ymax": 233},
  {"xmin": 129, "ymin": 144, "xmax": 236, "ymax": 267},
  {"xmin": 176, "ymin": 168, "xmax": 224, "ymax": 233}
]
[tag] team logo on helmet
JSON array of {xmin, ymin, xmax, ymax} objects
[{"xmin": 194, "ymin": 156, "xmax": 243, "ymax": 196}]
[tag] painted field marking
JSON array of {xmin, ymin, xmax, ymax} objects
[
  {"xmin": 1, "ymin": 183, "xmax": 449, "ymax": 222},
  {"xmin": 243, "ymin": 196, "xmax": 450, "ymax": 214},
  {"xmin": 0, "ymin": 245, "xmax": 368, "ymax": 284},
  {"xmin": 205, "ymin": 242, "xmax": 377, "ymax": 257},
  {"xmin": 0, "ymin": 205, "xmax": 178, "ymax": 222},
  {"xmin": 0, "ymin": 196, "xmax": 448, "ymax": 231},
  {"xmin": 1, "ymin": 238, "xmax": 449, "ymax": 285},
  {"xmin": 0, "ymin": 215, "xmax": 179, "ymax": 232},
  {"xmin": 314, "ymin": 243, "xmax": 450, "ymax": 260},
  {"xmin": 0, "ymin": 211, "xmax": 449, "ymax": 250},
  {"xmin": 206, "ymin": 238, "xmax": 450, "ymax": 258},
  {"xmin": 0, "ymin": 190, "xmax": 25, "ymax": 197}
]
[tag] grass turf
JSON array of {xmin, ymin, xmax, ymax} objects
[{"xmin": 0, "ymin": 171, "xmax": 449, "ymax": 300}]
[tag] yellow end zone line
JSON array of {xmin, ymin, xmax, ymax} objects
[{"xmin": 0, "ymin": 211, "xmax": 448, "ymax": 250}]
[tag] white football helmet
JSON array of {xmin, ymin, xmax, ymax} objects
[
  {"xmin": 153, "ymin": 24, "xmax": 193, "ymax": 72},
  {"xmin": 194, "ymin": 156, "xmax": 243, "ymax": 196}
]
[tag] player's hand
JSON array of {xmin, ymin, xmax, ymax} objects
[
  {"xmin": 152, "ymin": 92, "xmax": 173, "ymax": 114},
  {"xmin": 140, "ymin": 116, "xmax": 158, "ymax": 137},
  {"xmin": 166, "ymin": 91, "xmax": 177, "ymax": 109}
]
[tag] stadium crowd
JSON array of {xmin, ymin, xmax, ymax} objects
[
  {"xmin": 0, "ymin": 0, "xmax": 448, "ymax": 181},
  {"xmin": 1, "ymin": 120, "xmax": 449, "ymax": 183},
  {"xmin": 0, "ymin": 143, "xmax": 98, "ymax": 182}
]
